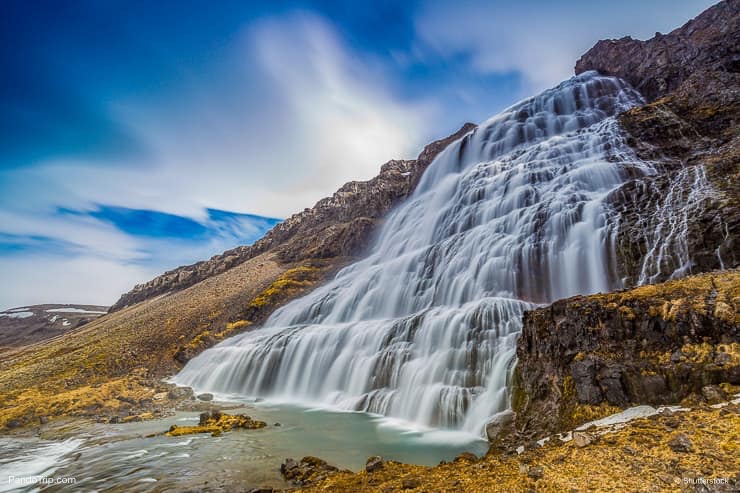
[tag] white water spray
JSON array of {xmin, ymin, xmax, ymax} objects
[
  {"xmin": 175, "ymin": 72, "xmax": 648, "ymax": 436},
  {"xmin": 637, "ymin": 165, "xmax": 717, "ymax": 285}
]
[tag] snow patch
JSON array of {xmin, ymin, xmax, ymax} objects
[
  {"xmin": 46, "ymin": 308, "xmax": 107, "ymax": 314},
  {"xmin": 0, "ymin": 311, "xmax": 34, "ymax": 319}
]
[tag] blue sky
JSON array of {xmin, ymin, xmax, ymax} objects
[{"xmin": 0, "ymin": 0, "xmax": 715, "ymax": 309}]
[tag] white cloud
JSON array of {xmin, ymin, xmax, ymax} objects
[
  {"xmin": 19, "ymin": 13, "xmax": 431, "ymax": 220},
  {"xmin": 414, "ymin": 0, "xmax": 717, "ymax": 93},
  {"xmin": 0, "ymin": 13, "xmax": 434, "ymax": 308},
  {"xmin": 0, "ymin": 256, "xmax": 155, "ymax": 310}
]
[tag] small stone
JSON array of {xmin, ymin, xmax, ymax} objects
[
  {"xmin": 664, "ymin": 417, "xmax": 680, "ymax": 429},
  {"xmin": 39, "ymin": 416, "xmax": 49, "ymax": 425},
  {"xmin": 401, "ymin": 477, "xmax": 421, "ymax": 489},
  {"xmin": 622, "ymin": 445, "xmax": 636, "ymax": 455},
  {"xmin": 668, "ymin": 433, "xmax": 692, "ymax": 453},
  {"xmin": 274, "ymin": 422, "xmax": 281, "ymax": 427},
  {"xmin": 365, "ymin": 456, "xmax": 384, "ymax": 473},
  {"xmin": 454, "ymin": 452, "xmax": 478, "ymax": 462},
  {"xmin": 572, "ymin": 431, "xmax": 594, "ymax": 448},
  {"xmin": 6, "ymin": 420, "xmax": 22, "ymax": 429},
  {"xmin": 167, "ymin": 386, "xmax": 194, "ymax": 400},
  {"xmin": 670, "ymin": 350, "xmax": 683, "ymax": 363},
  {"xmin": 701, "ymin": 385, "xmax": 725, "ymax": 404},
  {"xmin": 196, "ymin": 393, "xmax": 214, "ymax": 402},
  {"xmin": 527, "ymin": 465, "xmax": 544, "ymax": 480}
]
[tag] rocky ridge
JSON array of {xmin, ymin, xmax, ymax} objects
[
  {"xmin": 575, "ymin": 0, "xmax": 739, "ymax": 103},
  {"xmin": 110, "ymin": 123, "xmax": 476, "ymax": 312}
]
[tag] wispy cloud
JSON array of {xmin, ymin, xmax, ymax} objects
[
  {"xmin": 0, "ymin": 205, "xmax": 280, "ymax": 310},
  {"xmin": 0, "ymin": 11, "xmax": 431, "ymax": 309}
]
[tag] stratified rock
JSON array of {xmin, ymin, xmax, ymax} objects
[
  {"xmin": 280, "ymin": 456, "xmax": 340, "ymax": 486},
  {"xmin": 485, "ymin": 410, "xmax": 515, "ymax": 443},
  {"xmin": 513, "ymin": 271, "xmax": 739, "ymax": 438},
  {"xmin": 167, "ymin": 386, "xmax": 194, "ymax": 400}
]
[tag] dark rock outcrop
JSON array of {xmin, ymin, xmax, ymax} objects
[
  {"xmin": 513, "ymin": 270, "xmax": 739, "ymax": 438},
  {"xmin": 110, "ymin": 123, "xmax": 476, "ymax": 312},
  {"xmin": 575, "ymin": 0, "xmax": 739, "ymax": 103}
]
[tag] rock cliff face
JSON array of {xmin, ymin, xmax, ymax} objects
[
  {"xmin": 513, "ymin": 270, "xmax": 739, "ymax": 438},
  {"xmin": 575, "ymin": 0, "xmax": 739, "ymax": 103},
  {"xmin": 110, "ymin": 123, "xmax": 475, "ymax": 312},
  {"xmin": 577, "ymin": 0, "xmax": 740, "ymax": 286},
  {"xmin": 510, "ymin": 0, "xmax": 740, "ymax": 439}
]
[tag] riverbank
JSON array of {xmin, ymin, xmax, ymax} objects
[{"xmin": 302, "ymin": 399, "xmax": 739, "ymax": 492}]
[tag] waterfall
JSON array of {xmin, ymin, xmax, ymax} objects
[
  {"xmin": 637, "ymin": 165, "xmax": 717, "ymax": 285},
  {"xmin": 174, "ymin": 72, "xmax": 647, "ymax": 436}
]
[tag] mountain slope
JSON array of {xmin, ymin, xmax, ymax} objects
[
  {"xmin": 0, "ymin": 124, "xmax": 474, "ymax": 428},
  {"xmin": 0, "ymin": 304, "xmax": 107, "ymax": 351},
  {"xmin": 580, "ymin": 0, "xmax": 740, "ymax": 286}
]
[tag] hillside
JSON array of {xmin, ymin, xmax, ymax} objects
[
  {"xmin": 0, "ymin": 124, "xmax": 474, "ymax": 428},
  {"xmin": 0, "ymin": 304, "xmax": 107, "ymax": 351}
]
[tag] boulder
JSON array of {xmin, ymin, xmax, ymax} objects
[{"xmin": 485, "ymin": 410, "xmax": 515, "ymax": 443}]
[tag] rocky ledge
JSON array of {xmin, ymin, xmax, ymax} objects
[
  {"xmin": 512, "ymin": 270, "xmax": 739, "ymax": 439},
  {"xmin": 299, "ymin": 402, "xmax": 739, "ymax": 492}
]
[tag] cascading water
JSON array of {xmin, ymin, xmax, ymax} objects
[
  {"xmin": 174, "ymin": 71, "xmax": 649, "ymax": 436},
  {"xmin": 637, "ymin": 165, "xmax": 717, "ymax": 285}
]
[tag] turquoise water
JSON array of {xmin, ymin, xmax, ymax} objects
[{"xmin": 0, "ymin": 402, "xmax": 488, "ymax": 492}]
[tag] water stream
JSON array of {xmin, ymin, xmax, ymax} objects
[{"xmin": 0, "ymin": 404, "xmax": 487, "ymax": 492}]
